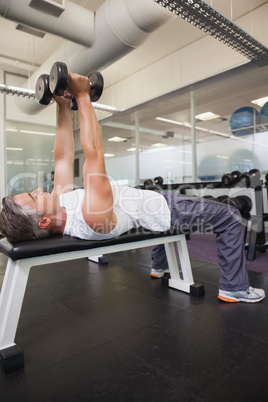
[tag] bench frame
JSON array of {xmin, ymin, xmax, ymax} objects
[{"xmin": 0, "ymin": 232, "xmax": 203, "ymax": 373}]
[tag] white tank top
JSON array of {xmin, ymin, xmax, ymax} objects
[{"xmin": 59, "ymin": 185, "xmax": 171, "ymax": 240}]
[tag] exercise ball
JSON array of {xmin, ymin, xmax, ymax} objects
[{"xmin": 229, "ymin": 106, "xmax": 260, "ymax": 136}]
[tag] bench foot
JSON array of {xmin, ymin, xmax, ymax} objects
[
  {"xmin": 88, "ymin": 255, "xmax": 109, "ymax": 265},
  {"xmin": 190, "ymin": 283, "xmax": 205, "ymax": 297},
  {"xmin": 98, "ymin": 256, "xmax": 109, "ymax": 265},
  {"xmin": 0, "ymin": 345, "xmax": 24, "ymax": 374},
  {"xmin": 162, "ymin": 277, "xmax": 205, "ymax": 297}
]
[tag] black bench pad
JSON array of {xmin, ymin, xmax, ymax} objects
[{"xmin": 0, "ymin": 229, "xmax": 182, "ymax": 261}]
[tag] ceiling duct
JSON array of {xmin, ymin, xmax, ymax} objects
[
  {"xmin": 153, "ymin": 0, "xmax": 268, "ymax": 66},
  {"xmin": 14, "ymin": 0, "xmax": 175, "ymax": 115},
  {"xmin": 0, "ymin": 0, "xmax": 94, "ymax": 47},
  {"xmin": 28, "ymin": 0, "xmax": 65, "ymax": 17}
]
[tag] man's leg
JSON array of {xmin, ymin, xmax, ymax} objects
[
  {"xmin": 151, "ymin": 244, "xmax": 169, "ymax": 278},
  {"xmin": 151, "ymin": 193, "xmax": 265, "ymax": 302}
]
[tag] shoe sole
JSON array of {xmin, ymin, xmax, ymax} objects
[
  {"xmin": 218, "ymin": 295, "xmax": 264, "ymax": 303},
  {"xmin": 150, "ymin": 272, "xmax": 169, "ymax": 279}
]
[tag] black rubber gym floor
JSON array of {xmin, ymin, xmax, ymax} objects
[{"xmin": 0, "ymin": 248, "xmax": 268, "ymax": 401}]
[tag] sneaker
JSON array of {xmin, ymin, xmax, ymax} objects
[
  {"xmin": 150, "ymin": 268, "xmax": 170, "ymax": 278},
  {"xmin": 218, "ymin": 286, "xmax": 265, "ymax": 303}
]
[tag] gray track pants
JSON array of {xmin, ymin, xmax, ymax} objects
[{"xmin": 151, "ymin": 193, "xmax": 249, "ymax": 291}]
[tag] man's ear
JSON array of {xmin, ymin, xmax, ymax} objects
[{"xmin": 38, "ymin": 217, "xmax": 51, "ymax": 230}]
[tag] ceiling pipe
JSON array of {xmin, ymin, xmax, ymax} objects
[
  {"xmin": 14, "ymin": 0, "xmax": 175, "ymax": 115},
  {"xmin": 0, "ymin": 0, "xmax": 94, "ymax": 47}
]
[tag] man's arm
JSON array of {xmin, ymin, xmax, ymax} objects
[
  {"xmin": 52, "ymin": 95, "xmax": 74, "ymax": 195},
  {"xmin": 66, "ymin": 73, "xmax": 117, "ymax": 234}
]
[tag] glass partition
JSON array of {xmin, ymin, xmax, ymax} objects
[
  {"xmin": 3, "ymin": 64, "xmax": 268, "ymax": 193},
  {"xmin": 5, "ymin": 73, "xmax": 56, "ymax": 195}
]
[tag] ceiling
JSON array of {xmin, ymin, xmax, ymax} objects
[{"xmin": 1, "ymin": 0, "xmax": 268, "ymax": 159}]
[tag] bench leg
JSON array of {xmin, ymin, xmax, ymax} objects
[
  {"xmin": 0, "ymin": 258, "xmax": 30, "ymax": 373},
  {"xmin": 164, "ymin": 237, "xmax": 205, "ymax": 296},
  {"xmin": 88, "ymin": 255, "xmax": 109, "ymax": 264}
]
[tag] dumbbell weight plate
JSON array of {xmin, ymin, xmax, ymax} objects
[
  {"xmin": 35, "ymin": 74, "xmax": 53, "ymax": 105},
  {"xmin": 221, "ymin": 174, "xmax": 232, "ymax": 187},
  {"xmin": 231, "ymin": 170, "xmax": 241, "ymax": 181},
  {"xmin": 88, "ymin": 71, "xmax": 104, "ymax": 102},
  {"xmin": 49, "ymin": 61, "xmax": 68, "ymax": 96},
  {"xmin": 235, "ymin": 196, "xmax": 253, "ymax": 215},
  {"xmin": 240, "ymin": 172, "xmax": 251, "ymax": 187},
  {"xmin": 217, "ymin": 195, "xmax": 229, "ymax": 203}
]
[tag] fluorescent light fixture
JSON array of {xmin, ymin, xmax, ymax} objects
[
  {"xmin": 20, "ymin": 130, "xmax": 55, "ymax": 136},
  {"xmin": 216, "ymin": 155, "xmax": 230, "ymax": 159},
  {"xmin": 127, "ymin": 147, "xmax": 137, "ymax": 152},
  {"xmin": 151, "ymin": 143, "xmax": 168, "ymax": 147},
  {"xmin": 104, "ymin": 153, "xmax": 115, "ymax": 157},
  {"xmin": 92, "ymin": 102, "xmax": 117, "ymax": 112},
  {"xmin": 251, "ymin": 96, "xmax": 268, "ymax": 107},
  {"xmin": 6, "ymin": 147, "xmax": 23, "ymax": 151},
  {"xmin": 195, "ymin": 112, "xmax": 220, "ymax": 121},
  {"xmin": 6, "ymin": 128, "xmax": 18, "ymax": 132},
  {"xmin": 146, "ymin": 146, "xmax": 175, "ymax": 154},
  {"xmin": 108, "ymin": 136, "xmax": 127, "ymax": 142},
  {"xmin": 156, "ymin": 117, "xmax": 183, "ymax": 126}
]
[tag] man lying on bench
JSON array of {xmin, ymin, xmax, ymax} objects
[{"xmin": 0, "ymin": 72, "xmax": 264, "ymax": 304}]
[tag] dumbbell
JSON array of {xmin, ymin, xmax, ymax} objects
[
  {"xmin": 143, "ymin": 179, "xmax": 154, "ymax": 189},
  {"xmin": 239, "ymin": 169, "xmax": 261, "ymax": 187},
  {"xmin": 154, "ymin": 176, "xmax": 164, "ymax": 187},
  {"xmin": 221, "ymin": 170, "xmax": 241, "ymax": 187},
  {"xmin": 235, "ymin": 195, "xmax": 253, "ymax": 215},
  {"xmin": 35, "ymin": 61, "xmax": 104, "ymax": 108},
  {"xmin": 265, "ymin": 172, "xmax": 268, "ymax": 186},
  {"xmin": 217, "ymin": 195, "xmax": 252, "ymax": 216},
  {"xmin": 35, "ymin": 73, "xmax": 79, "ymax": 110}
]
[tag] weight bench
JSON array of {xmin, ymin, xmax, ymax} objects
[{"xmin": 0, "ymin": 229, "xmax": 204, "ymax": 374}]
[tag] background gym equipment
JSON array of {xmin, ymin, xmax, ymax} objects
[
  {"xmin": 154, "ymin": 176, "xmax": 164, "ymax": 187},
  {"xmin": 221, "ymin": 168, "xmax": 262, "ymax": 189},
  {"xmin": 142, "ymin": 176, "xmax": 164, "ymax": 190},
  {"xmin": 216, "ymin": 195, "xmax": 253, "ymax": 217},
  {"xmin": 260, "ymin": 101, "xmax": 268, "ymax": 124},
  {"xmin": 239, "ymin": 169, "xmax": 262, "ymax": 188},
  {"xmin": 229, "ymin": 106, "xmax": 260, "ymax": 136},
  {"xmin": 221, "ymin": 170, "xmax": 241, "ymax": 187},
  {"xmin": 35, "ymin": 61, "xmax": 104, "ymax": 108}
]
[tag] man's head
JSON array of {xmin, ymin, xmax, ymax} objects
[{"xmin": 0, "ymin": 189, "xmax": 59, "ymax": 243}]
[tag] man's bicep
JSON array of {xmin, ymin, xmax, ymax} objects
[{"xmin": 52, "ymin": 159, "xmax": 74, "ymax": 195}]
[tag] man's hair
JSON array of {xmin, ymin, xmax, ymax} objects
[{"xmin": 0, "ymin": 195, "xmax": 53, "ymax": 243}]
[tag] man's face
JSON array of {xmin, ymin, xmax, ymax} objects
[{"xmin": 13, "ymin": 188, "xmax": 60, "ymax": 216}]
